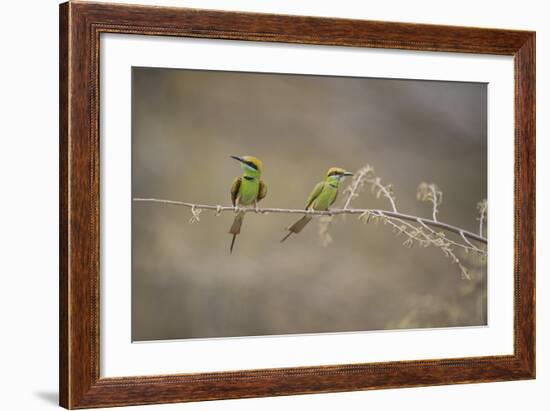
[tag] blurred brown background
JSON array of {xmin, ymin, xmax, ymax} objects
[{"xmin": 131, "ymin": 67, "xmax": 487, "ymax": 341}]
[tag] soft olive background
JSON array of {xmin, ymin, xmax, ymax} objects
[{"xmin": 132, "ymin": 67, "xmax": 487, "ymax": 341}]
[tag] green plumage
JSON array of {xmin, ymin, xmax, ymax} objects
[
  {"xmin": 228, "ymin": 155, "xmax": 267, "ymax": 253},
  {"xmin": 231, "ymin": 176, "xmax": 263, "ymax": 207},
  {"xmin": 306, "ymin": 181, "xmax": 339, "ymax": 211},
  {"xmin": 281, "ymin": 167, "xmax": 352, "ymax": 243}
]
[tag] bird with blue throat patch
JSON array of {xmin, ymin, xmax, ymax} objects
[
  {"xmin": 281, "ymin": 167, "xmax": 353, "ymax": 243},
  {"xmin": 228, "ymin": 155, "xmax": 267, "ymax": 253}
]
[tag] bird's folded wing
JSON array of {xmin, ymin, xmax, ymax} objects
[
  {"xmin": 230, "ymin": 176, "xmax": 241, "ymax": 206},
  {"xmin": 258, "ymin": 180, "xmax": 267, "ymax": 202},
  {"xmin": 305, "ymin": 182, "xmax": 324, "ymax": 209}
]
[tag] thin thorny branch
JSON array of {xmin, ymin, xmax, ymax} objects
[
  {"xmin": 342, "ymin": 166, "xmax": 373, "ymax": 210},
  {"xmin": 366, "ymin": 176, "xmax": 397, "ymax": 212},
  {"xmin": 415, "ymin": 219, "xmax": 471, "ymax": 280},
  {"xmin": 361, "ymin": 211, "xmax": 470, "ymax": 278},
  {"xmin": 477, "ymin": 199, "xmax": 488, "ymax": 237},
  {"xmin": 417, "ymin": 182, "xmax": 442, "ymax": 222},
  {"xmin": 359, "ymin": 169, "xmax": 484, "ymax": 278},
  {"xmin": 133, "ymin": 198, "xmax": 486, "ymax": 244},
  {"xmin": 134, "ymin": 163, "xmax": 487, "ymax": 279},
  {"xmin": 460, "ymin": 230, "xmax": 478, "ymax": 250},
  {"xmin": 320, "ymin": 164, "xmax": 485, "ymax": 279}
]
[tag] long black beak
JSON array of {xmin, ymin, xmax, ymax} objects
[
  {"xmin": 230, "ymin": 155, "xmax": 246, "ymax": 164},
  {"xmin": 343, "ymin": 171, "xmax": 354, "ymax": 176}
]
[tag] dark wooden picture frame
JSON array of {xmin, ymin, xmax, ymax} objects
[{"xmin": 59, "ymin": 1, "xmax": 535, "ymax": 408}]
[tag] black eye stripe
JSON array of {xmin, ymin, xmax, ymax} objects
[
  {"xmin": 328, "ymin": 170, "xmax": 341, "ymax": 177},
  {"xmin": 244, "ymin": 161, "xmax": 258, "ymax": 170}
]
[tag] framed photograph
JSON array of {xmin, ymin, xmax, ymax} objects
[{"xmin": 59, "ymin": 2, "xmax": 535, "ymax": 408}]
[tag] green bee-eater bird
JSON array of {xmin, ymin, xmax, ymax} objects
[
  {"xmin": 229, "ymin": 155, "xmax": 267, "ymax": 253},
  {"xmin": 281, "ymin": 167, "xmax": 353, "ymax": 243}
]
